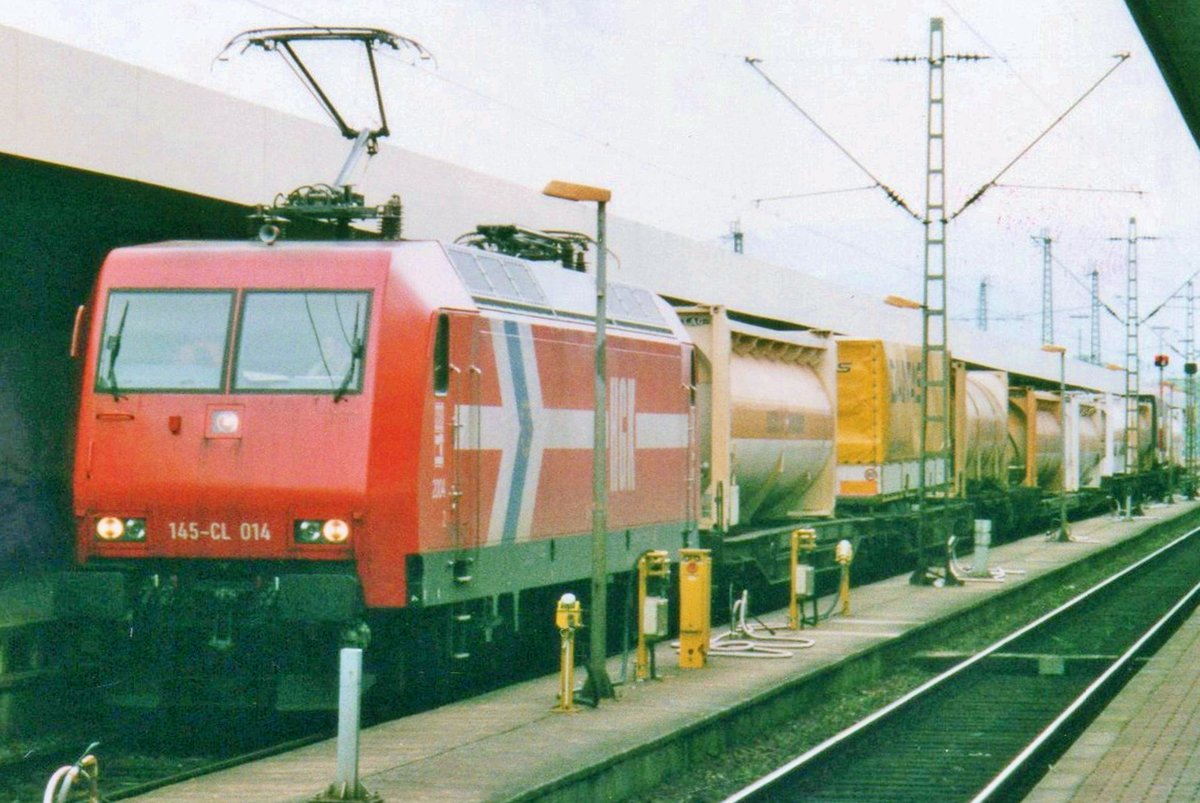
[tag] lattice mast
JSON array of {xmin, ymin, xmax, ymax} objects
[
  {"xmin": 1090, "ymin": 267, "xmax": 1101, "ymax": 364},
  {"xmin": 977, "ymin": 278, "xmax": 988, "ymax": 331},
  {"xmin": 729, "ymin": 220, "xmax": 744, "ymax": 254},
  {"xmin": 919, "ymin": 17, "xmax": 951, "ymax": 495},
  {"xmin": 1033, "ymin": 229, "xmax": 1054, "ymax": 344},
  {"xmin": 1123, "ymin": 218, "xmax": 1141, "ymax": 473},
  {"xmin": 1187, "ymin": 280, "xmax": 1196, "ymax": 492},
  {"xmin": 915, "ymin": 17, "xmax": 955, "ymax": 583}
]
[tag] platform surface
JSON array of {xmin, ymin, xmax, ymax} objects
[
  {"xmin": 1027, "ymin": 563, "xmax": 1200, "ymax": 802},
  {"xmin": 126, "ymin": 502, "xmax": 1200, "ymax": 802}
]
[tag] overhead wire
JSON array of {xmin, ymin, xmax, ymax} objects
[
  {"xmin": 952, "ymin": 52, "xmax": 1131, "ymax": 218},
  {"xmin": 1142, "ymin": 268, "xmax": 1200, "ymax": 325},
  {"xmin": 939, "ymin": 0, "xmax": 1147, "ymax": 208},
  {"xmin": 1051, "ymin": 252, "xmax": 1124, "ymax": 323},
  {"xmin": 744, "ymin": 57, "xmax": 921, "ymax": 220},
  {"xmin": 940, "ymin": 0, "xmax": 1050, "ymax": 111},
  {"xmin": 234, "ymin": 0, "xmax": 938, "ymax": 279},
  {"xmin": 753, "ymin": 185, "xmax": 878, "ymax": 205},
  {"xmin": 232, "ymin": 0, "xmax": 1108, "ymax": 325},
  {"xmin": 239, "ymin": 0, "xmax": 314, "ymax": 25},
  {"xmin": 994, "ymin": 182, "xmax": 1144, "ymax": 196}
]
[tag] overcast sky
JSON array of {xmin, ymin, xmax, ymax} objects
[{"xmin": 2, "ymin": 0, "xmax": 1197, "ymax": 368}]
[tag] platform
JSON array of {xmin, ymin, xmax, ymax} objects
[
  {"xmin": 126, "ymin": 501, "xmax": 1200, "ymax": 803},
  {"xmin": 1027, "ymin": 551, "xmax": 1200, "ymax": 802}
]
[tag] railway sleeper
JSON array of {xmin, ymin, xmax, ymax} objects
[{"xmin": 912, "ymin": 650, "xmax": 1122, "ymax": 676}]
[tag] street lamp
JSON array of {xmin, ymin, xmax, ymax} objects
[
  {"xmin": 1152, "ymin": 347, "xmax": 1172, "ymax": 498},
  {"xmin": 884, "ymin": 294, "xmax": 924, "ymax": 310},
  {"xmin": 1042, "ymin": 344, "xmax": 1070, "ymax": 542},
  {"xmin": 542, "ymin": 179, "xmax": 615, "ymax": 702}
]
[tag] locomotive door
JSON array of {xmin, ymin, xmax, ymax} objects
[{"xmin": 445, "ymin": 312, "xmax": 484, "ymax": 561}]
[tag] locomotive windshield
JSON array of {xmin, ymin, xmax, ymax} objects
[
  {"xmin": 233, "ymin": 291, "xmax": 370, "ymax": 395},
  {"xmin": 95, "ymin": 290, "xmax": 233, "ymax": 394},
  {"xmin": 93, "ymin": 289, "xmax": 371, "ymax": 396}
]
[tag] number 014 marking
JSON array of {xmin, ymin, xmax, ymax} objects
[
  {"xmin": 167, "ymin": 521, "xmax": 271, "ymax": 541},
  {"xmin": 239, "ymin": 522, "xmax": 271, "ymax": 541}
]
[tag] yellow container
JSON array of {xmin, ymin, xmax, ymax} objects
[{"xmin": 836, "ymin": 340, "xmax": 945, "ymax": 499}]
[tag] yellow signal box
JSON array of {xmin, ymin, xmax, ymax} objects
[{"xmin": 678, "ymin": 549, "xmax": 711, "ymax": 669}]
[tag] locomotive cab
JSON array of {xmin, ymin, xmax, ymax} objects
[{"xmin": 59, "ymin": 241, "xmax": 417, "ymax": 709}]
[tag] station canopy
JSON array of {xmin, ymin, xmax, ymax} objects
[{"xmin": 1127, "ymin": 1, "xmax": 1200, "ymax": 150}]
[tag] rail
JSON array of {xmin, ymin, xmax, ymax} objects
[{"xmin": 724, "ymin": 523, "xmax": 1200, "ymax": 802}]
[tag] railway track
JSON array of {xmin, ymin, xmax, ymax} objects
[{"xmin": 726, "ymin": 524, "xmax": 1200, "ymax": 803}]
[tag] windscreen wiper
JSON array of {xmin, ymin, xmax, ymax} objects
[
  {"xmin": 334, "ymin": 306, "xmax": 364, "ymax": 403},
  {"xmin": 103, "ymin": 301, "xmax": 129, "ymax": 401}
]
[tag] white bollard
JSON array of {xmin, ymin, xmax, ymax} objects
[
  {"xmin": 970, "ymin": 520, "xmax": 992, "ymax": 578},
  {"xmin": 312, "ymin": 648, "xmax": 380, "ymax": 802},
  {"xmin": 335, "ymin": 648, "xmax": 363, "ymax": 791}
]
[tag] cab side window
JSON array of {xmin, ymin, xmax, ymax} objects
[{"xmin": 433, "ymin": 314, "xmax": 450, "ymax": 396}]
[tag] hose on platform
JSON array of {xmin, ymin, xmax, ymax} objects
[
  {"xmin": 43, "ymin": 742, "xmax": 100, "ymax": 803},
  {"xmin": 949, "ymin": 539, "xmax": 1025, "ymax": 582},
  {"xmin": 672, "ymin": 591, "xmax": 816, "ymax": 659}
]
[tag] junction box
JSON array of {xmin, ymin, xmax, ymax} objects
[{"xmin": 678, "ymin": 549, "xmax": 711, "ymax": 669}]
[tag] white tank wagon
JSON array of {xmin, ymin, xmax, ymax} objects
[
  {"xmin": 1008, "ymin": 388, "xmax": 1065, "ymax": 490},
  {"xmin": 1138, "ymin": 396, "xmax": 1158, "ymax": 473},
  {"xmin": 1065, "ymin": 395, "xmax": 1108, "ymax": 490},
  {"xmin": 679, "ymin": 305, "xmax": 836, "ymax": 532},
  {"xmin": 956, "ymin": 370, "xmax": 1009, "ymax": 491}
]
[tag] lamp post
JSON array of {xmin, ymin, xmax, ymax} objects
[
  {"xmin": 1151, "ymin": 346, "xmax": 1172, "ymax": 498},
  {"xmin": 1042, "ymin": 344, "xmax": 1070, "ymax": 542},
  {"xmin": 1186, "ymin": 359, "xmax": 1198, "ymax": 498},
  {"xmin": 542, "ymin": 179, "xmax": 615, "ymax": 702}
]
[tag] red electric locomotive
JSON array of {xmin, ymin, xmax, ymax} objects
[{"xmin": 59, "ymin": 239, "xmax": 695, "ymax": 708}]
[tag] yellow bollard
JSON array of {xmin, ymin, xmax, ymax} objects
[
  {"xmin": 553, "ymin": 593, "xmax": 583, "ymax": 712},
  {"xmin": 636, "ymin": 550, "xmax": 671, "ymax": 681},
  {"xmin": 835, "ymin": 539, "xmax": 855, "ymax": 616},
  {"xmin": 678, "ymin": 549, "xmax": 711, "ymax": 669},
  {"xmin": 789, "ymin": 528, "xmax": 817, "ymax": 629}
]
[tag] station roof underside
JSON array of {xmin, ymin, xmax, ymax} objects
[{"xmin": 1127, "ymin": 1, "xmax": 1200, "ymax": 150}]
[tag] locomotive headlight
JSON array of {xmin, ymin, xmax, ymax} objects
[
  {"xmin": 294, "ymin": 520, "xmax": 323, "ymax": 543},
  {"xmin": 96, "ymin": 516, "xmax": 124, "ymax": 540},
  {"xmin": 322, "ymin": 519, "xmax": 350, "ymax": 543},
  {"xmin": 123, "ymin": 518, "xmax": 147, "ymax": 541},
  {"xmin": 210, "ymin": 409, "xmax": 241, "ymax": 435},
  {"xmin": 95, "ymin": 516, "xmax": 146, "ymax": 542},
  {"xmin": 294, "ymin": 519, "xmax": 351, "ymax": 544}
]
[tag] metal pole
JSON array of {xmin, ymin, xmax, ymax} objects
[
  {"xmin": 541, "ymin": 179, "xmax": 614, "ymax": 701},
  {"xmin": 335, "ymin": 648, "xmax": 362, "ymax": 789},
  {"xmin": 1187, "ymin": 280, "xmax": 1196, "ymax": 497},
  {"xmin": 1125, "ymin": 219, "xmax": 1140, "ymax": 478},
  {"xmin": 914, "ymin": 17, "xmax": 953, "ymax": 586},
  {"xmin": 977, "ymin": 278, "xmax": 988, "ymax": 331},
  {"xmin": 589, "ymin": 200, "xmax": 614, "ymax": 700},
  {"xmin": 1034, "ymin": 229, "xmax": 1053, "ymax": 345},
  {"xmin": 1057, "ymin": 351, "xmax": 1070, "ymax": 541}
]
